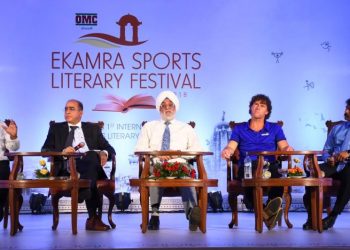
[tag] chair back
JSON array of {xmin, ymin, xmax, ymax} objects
[{"xmin": 325, "ymin": 120, "xmax": 344, "ymax": 134}]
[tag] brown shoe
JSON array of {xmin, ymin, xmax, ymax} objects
[
  {"xmin": 85, "ymin": 217, "xmax": 94, "ymax": 230},
  {"xmin": 263, "ymin": 197, "xmax": 282, "ymax": 220},
  {"xmin": 94, "ymin": 217, "xmax": 111, "ymax": 230},
  {"xmin": 265, "ymin": 208, "xmax": 283, "ymax": 230},
  {"xmin": 85, "ymin": 216, "xmax": 110, "ymax": 231}
]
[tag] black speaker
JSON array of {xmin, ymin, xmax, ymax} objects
[
  {"xmin": 208, "ymin": 191, "xmax": 223, "ymax": 212},
  {"xmin": 114, "ymin": 192, "xmax": 132, "ymax": 212},
  {"xmin": 29, "ymin": 193, "xmax": 47, "ymax": 214}
]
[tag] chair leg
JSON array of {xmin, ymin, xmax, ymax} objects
[
  {"xmin": 228, "ymin": 193, "xmax": 238, "ymax": 228},
  {"xmin": 282, "ymin": 187, "xmax": 293, "ymax": 228},
  {"xmin": 97, "ymin": 194, "xmax": 103, "ymax": 220},
  {"xmin": 51, "ymin": 194, "xmax": 61, "ymax": 230},
  {"xmin": 71, "ymin": 188, "xmax": 78, "ymax": 235},
  {"xmin": 3, "ymin": 199, "xmax": 9, "ymax": 229},
  {"xmin": 16, "ymin": 193, "xmax": 23, "ymax": 231},
  {"xmin": 106, "ymin": 192, "xmax": 116, "ymax": 229}
]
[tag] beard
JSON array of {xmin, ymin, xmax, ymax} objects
[
  {"xmin": 345, "ymin": 113, "xmax": 350, "ymax": 121},
  {"xmin": 161, "ymin": 112, "xmax": 175, "ymax": 121}
]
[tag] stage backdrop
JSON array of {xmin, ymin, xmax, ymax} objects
[{"xmin": 1, "ymin": 0, "xmax": 350, "ymax": 196}]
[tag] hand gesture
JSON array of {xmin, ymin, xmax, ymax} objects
[
  {"xmin": 334, "ymin": 151, "xmax": 350, "ymax": 162},
  {"xmin": 158, "ymin": 155, "xmax": 172, "ymax": 162},
  {"xmin": 100, "ymin": 151, "xmax": 108, "ymax": 167},
  {"xmin": 221, "ymin": 147, "xmax": 233, "ymax": 159},
  {"xmin": 1, "ymin": 120, "xmax": 18, "ymax": 139},
  {"xmin": 62, "ymin": 146, "xmax": 75, "ymax": 153}
]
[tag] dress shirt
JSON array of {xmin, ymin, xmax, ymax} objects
[
  {"xmin": 0, "ymin": 121, "xmax": 20, "ymax": 161},
  {"xmin": 135, "ymin": 119, "xmax": 203, "ymax": 163},
  {"xmin": 68, "ymin": 122, "xmax": 89, "ymax": 153},
  {"xmin": 68, "ymin": 122, "xmax": 108, "ymax": 158},
  {"xmin": 323, "ymin": 121, "xmax": 350, "ymax": 161}
]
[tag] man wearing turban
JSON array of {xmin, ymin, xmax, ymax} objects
[{"xmin": 135, "ymin": 90, "xmax": 203, "ymax": 231}]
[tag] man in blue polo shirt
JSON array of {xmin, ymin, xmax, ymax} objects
[
  {"xmin": 221, "ymin": 94, "xmax": 293, "ymax": 230},
  {"xmin": 303, "ymin": 98, "xmax": 350, "ymax": 230}
]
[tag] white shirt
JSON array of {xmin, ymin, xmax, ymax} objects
[
  {"xmin": 68, "ymin": 122, "xmax": 89, "ymax": 153},
  {"xmin": 68, "ymin": 121, "xmax": 108, "ymax": 158},
  {"xmin": 135, "ymin": 119, "xmax": 203, "ymax": 163},
  {"xmin": 0, "ymin": 121, "xmax": 20, "ymax": 160}
]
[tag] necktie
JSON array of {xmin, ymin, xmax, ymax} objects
[
  {"xmin": 64, "ymin": 126, "xmax": 78, "ymax": 173},
  {"xmin": 161, "ymin": 121, "xmax": 170, "ymax": 150},
  {"xmin": 64, "ymin": 126, "xmax": 78, "ymax": 148}
]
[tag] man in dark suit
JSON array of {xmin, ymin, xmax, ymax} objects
[{"xmin": 42, "ymin": 99, "xmax": 116, "ymax": 231}]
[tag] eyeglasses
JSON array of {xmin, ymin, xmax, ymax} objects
[
  {"xmin": 160, "ymin": 103, "xmax": 175, "ymax": 110},
  {"xmin": 64, "ymin": 107, "xmax": 78, "ymax": 112}
]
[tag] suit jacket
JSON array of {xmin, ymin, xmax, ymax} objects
[{"xmin": 41, "ymin": 121, "xmax": 116, "ymax": 176}]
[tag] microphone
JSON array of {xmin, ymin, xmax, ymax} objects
[{"xmin": 74, "ymin": 142, "xmax": 85, "ymax": 151}]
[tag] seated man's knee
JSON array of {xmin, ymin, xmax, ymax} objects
[{"xmin": 84, "ymin": 151, "xmax": 100, "ymax": 162}]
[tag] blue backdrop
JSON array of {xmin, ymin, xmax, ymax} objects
[{"xmin": 1, "ymin": 0, "xmax": 349, "ymax": 194}]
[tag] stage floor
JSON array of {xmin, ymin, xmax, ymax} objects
[{"xmin": 1, "ymin": 211, "xmax": 350, "ymax": 250}]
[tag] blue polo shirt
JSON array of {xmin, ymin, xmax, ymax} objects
[{"xmin": 230, "ymin": 120, "xmax": 287, "ymax": 165}]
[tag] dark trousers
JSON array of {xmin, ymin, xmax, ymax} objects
[
  {"xmin": 0, "ymin": 160, "xmax": 10, "ymax": 208},
  {"xmin": 304, "ymin": 162, "xmax": 350, "ymax": 218},
  {"xmin": 238, "ymin": 161, "xmax": 283, "ymax": 209},
  {"xmin": 59, "ymin": 151, "xmax": 107, "ymax": 218}
]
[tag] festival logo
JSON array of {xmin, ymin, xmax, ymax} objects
[{"xmin": 77, "ymin": 14, "xmax": 147, "ymax": 48}]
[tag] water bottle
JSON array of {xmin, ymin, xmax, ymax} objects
[{"xmin": 244, "ymin": 152, "xmax": 252, "ymax": 179}]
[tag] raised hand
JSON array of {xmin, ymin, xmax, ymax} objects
[{"xmin": 2, "ymin": 120, "xmax": 18, "ymax": 139}]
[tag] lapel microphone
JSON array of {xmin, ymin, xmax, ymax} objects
[{"xmin": 74, "ymin": 142, "xmax": 85, "ymax": 151}]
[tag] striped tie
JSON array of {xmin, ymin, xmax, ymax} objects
[{"xmin": 161, "ymin": 121, "xmax": 170, "ymax": 150}]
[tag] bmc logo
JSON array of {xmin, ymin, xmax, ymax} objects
[{"xmin": 75, "ymin": 13, "xmax": 97, "ymax": 26}]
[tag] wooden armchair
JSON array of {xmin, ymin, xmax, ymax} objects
[
  {"xmin": 49, "ymin": 121, "xmax": 117, "ymax": 230},
  {"xmin": 5, "ymin": 152, "xmax": 88, "ymax": 235},
  {"xmin": 136, "ymin": 121, "xmax": 197, "ymax": 197},
  {"xmin": 323, "ymin": 120, "xmax": 344, "ymax": 214},
  {"xmin": 243, "ymin": 151, "xmax": 332, "ymax": 233},
  {"xmin": 130, "ymin": 150, "xmax": 217, "ymax": 233},
  {"xmin": 227, "ymin": 120, "xmax": 284, "ymax": 228}
]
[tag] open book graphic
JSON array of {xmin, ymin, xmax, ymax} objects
[{"xmin": 93, "ymin": 94, "xmax": 156, "ymax": 113}]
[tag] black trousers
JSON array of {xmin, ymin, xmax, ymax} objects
[
  {"xmin": 0, "ymin": 160, "xmax": 10, "ymax": 207},
  {"xmin": 237, "ymin": 160, "xmax": 283, "ymax": 210},
  {"xmin": 304, "ymin": 162, "xmax": 350, "ymax": 218},
  {"xmin": 59, "ymin": 151, "xmax": 107, "ymax": 218}
]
